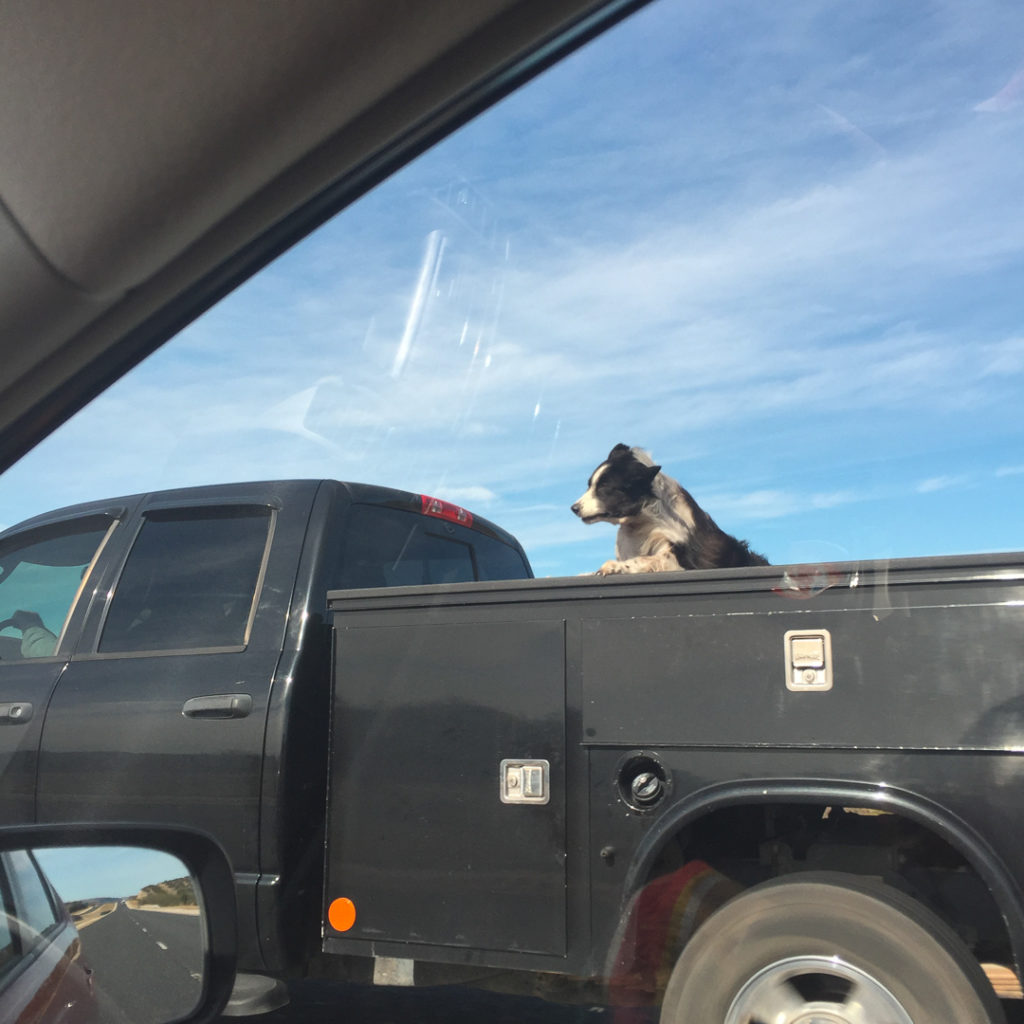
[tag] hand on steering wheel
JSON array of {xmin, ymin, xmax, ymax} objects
[{"xmin": 0, "ymin": 609, "xmax": 46, "ymax": 633}]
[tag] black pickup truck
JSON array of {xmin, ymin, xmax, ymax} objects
[
  {"xmin": 0, "ymin": 479, "xmax": 531, "ymax": 980},
  {"xmin": 3, "ymin": 480, "xmax": 1024, "ymax": 1022}
]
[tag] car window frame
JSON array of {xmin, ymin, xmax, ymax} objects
[{"xmin": 0, "ymin": 850, "xmax": 65, "ymax": 992}]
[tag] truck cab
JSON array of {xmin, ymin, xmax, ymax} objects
[{"xmin": 0, "ymin": 479, "xmax": 532, "ymax": 974}]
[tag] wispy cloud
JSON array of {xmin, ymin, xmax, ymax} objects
[
  {"xmin": 432, "ymin": 485, "xmax": 499, "ymax": 506},
  {"xmin": 916, "ymin": 475, "xmax": 970, "ymax": 494},
  {"xmin": 975, "ymin": 67, "xmax": 1024, "ymax": 113},
  {"xmin": 981, "ymin": 337, "xmax": 1024, "ymax": 377},
  {"xmin": 701, "ymin": 489, "xmax": 860, "ymax": 521}
]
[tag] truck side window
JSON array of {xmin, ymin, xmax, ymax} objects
[
  {"xmin": 338, "ymin": 506, "xmax": 476, "ymax": 587},
  {"xmin": 99, "ymin": 506, "xmax": 271, "ymax": 653},
  {"xmin": 0, "ymin": 517, "xmax": 113, "ymax": 661}
]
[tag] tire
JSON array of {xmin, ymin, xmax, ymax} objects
[{"xmin": 659, "ymin": 871, "xmax": 1006, "ymax": 1024}]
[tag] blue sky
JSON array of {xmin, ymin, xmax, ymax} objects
[
  {"xmin": 2, "ymin": 0, "xmax": 1024, "ymax": 577},
  {"xmin": 33, "ymin": 845, "xmax": 191, "ymax": 903}
]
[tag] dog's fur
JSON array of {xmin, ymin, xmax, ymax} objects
[{"xmin": 571, "ymin": 444, "xmax": 769, "ymax": 575}]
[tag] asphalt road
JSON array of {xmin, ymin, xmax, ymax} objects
[
  {"xmin": 218, "ymin": 978, "xmax": 640, "ymax": 1024},
  {"xmin": 216, "ymin": 978, "xmax": 1024, "ymax": 1024},
  {"xmin": 77, "ymin": 903, "xmax": 203, "ymax": 1024}
]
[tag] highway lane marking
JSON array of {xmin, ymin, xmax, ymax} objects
[{"xmin": 157, "ymin": 941, "xmax": 168, "ymax": 950}]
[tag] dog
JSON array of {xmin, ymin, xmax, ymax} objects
[{"xmin": 571, "ymin": 444, "xmax": 769, "ymax": 575}]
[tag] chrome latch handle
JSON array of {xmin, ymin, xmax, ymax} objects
[{"xmin": 784, "ymin": 629, "xmax": 833, "ymax": 691}]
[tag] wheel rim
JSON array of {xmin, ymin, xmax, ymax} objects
[{"xmin": 725, "ymin": 955, "xmax": 916, "ymax": 1024}]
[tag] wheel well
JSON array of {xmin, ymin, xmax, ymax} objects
[{"xmin": 643, "ymin": 801, "xmax": 1014, "ymax": 968}]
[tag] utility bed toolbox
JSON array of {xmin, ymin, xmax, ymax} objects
[{"xmin": 323, "ymin": 555, "xmax": 1024, "ymax": 972}]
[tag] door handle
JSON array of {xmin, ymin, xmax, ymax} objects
[
  {"xmin": 0, "ymin": 702, "xmax": 33, "ymax": 724},
  {"xmin": 182, "ymin": 694, "xmax": 253, "ymax": 719}
]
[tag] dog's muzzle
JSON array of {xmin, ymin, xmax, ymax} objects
[{"xmin": 572, "ymin": 500, "xmax": 607, "ymax": 524}]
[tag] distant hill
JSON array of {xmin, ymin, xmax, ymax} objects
[{"xmin": 134, "ymin": 876, "xmax": 197, "ymax": 908}]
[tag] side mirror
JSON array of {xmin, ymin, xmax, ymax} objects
[{"xmin": 0, "ymin": 824, "xmax": 236, "ymax": 1024}]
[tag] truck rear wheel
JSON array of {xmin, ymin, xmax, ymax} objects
[{"xmin": 658, "ymin": 871, "xmax": 1006, "ymax": 1024}]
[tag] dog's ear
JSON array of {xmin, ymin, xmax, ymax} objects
[
  {"xmin": 646, "ymin": 463, "xmax": 662, "ymax": 481},
  {"xmin": 609, "ymin": 443, "xmax": 631, "ymax": 459}
]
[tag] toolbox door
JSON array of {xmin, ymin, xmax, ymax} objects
[{"xmin": 326, "ymin": 617, "xmax": 566, "ymax": 956}]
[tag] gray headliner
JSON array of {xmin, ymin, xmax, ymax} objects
[{"xmin": 0, "ymin": 0, "xmax": 628, "ymax": 470}]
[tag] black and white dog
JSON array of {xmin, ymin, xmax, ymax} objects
[{"xmin": 571, "ymin": 443, "xmax": 769, "ymax": 575}]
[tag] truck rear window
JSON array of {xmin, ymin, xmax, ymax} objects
[
  {"xmin": 337, "ymin": 505, "xmax": 528, "ymax": 588},
  {"xmin": 99, "ymin": 506, "xmax": 271, "ymax": 653}
]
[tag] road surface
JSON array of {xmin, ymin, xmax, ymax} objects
[
  {"xmin": 217, "ymin": 977, "xmax": 633, "ymax": 1023},
  {"xmin": 76, "ymin": 902, "xmax": 203, "ymax": 1024},
  {"xmin": 216, "ymin": 977, "xmax": 1024, "ymax": 1023}
]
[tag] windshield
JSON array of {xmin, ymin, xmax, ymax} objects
[{"xmin": 4, "ymin": 0, "xmax": 1023, "ymax": 576}]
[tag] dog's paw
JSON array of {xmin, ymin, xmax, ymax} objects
[{"xmin": 597, "ymin": 559, "xmax": 627, "ymax": 575}]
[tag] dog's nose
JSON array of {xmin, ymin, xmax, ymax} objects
[{"xmin": 571, "ymin": 501, "xmax": 581, "ymax": 516}]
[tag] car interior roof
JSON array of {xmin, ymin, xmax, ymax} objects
[{"xmin": 0, "ymin": 0, "xmax": 641, "ymax": 472}]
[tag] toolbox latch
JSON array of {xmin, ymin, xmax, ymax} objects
[
  {"xmin": 784, "ymin": 629, "xmax": 833, "ymax": 691},
  {"xmin": 500, "ymin": 759, "xmax": 550, "ymax": 804}
]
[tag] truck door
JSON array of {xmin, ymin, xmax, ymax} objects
[
  {"xmin": 35, "ymin": 499, "xmax": 299, "ymax": 893},
  {"xmin": 0, "ymin": 513, "xmax": 119, "ymax": 825}
]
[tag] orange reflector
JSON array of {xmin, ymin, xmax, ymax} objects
[{"xmin": 328, "ymin": 897, "xmax": 356, "ymax": 932}]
